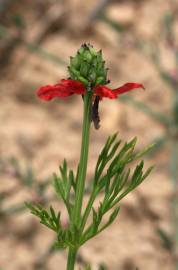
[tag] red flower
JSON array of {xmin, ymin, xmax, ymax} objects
[{"xmin": 37, "ymin": 79, "xmax": 144, "ymax": 101}]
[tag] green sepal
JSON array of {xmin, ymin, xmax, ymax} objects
[
  {"xmin": 83, "ymin": 50, "xmax": 93, "ymax": 63},
  {"xmin": 68, "ymin": 66, "xmax": 80, "ymax": 78},
  {"xmin": 95, "ymin": 76, "xmax": 105, "ymax": 85},
  {"xmin": 78, "ymin": 76, "xmax": 89, "ymax": 86},
  {"xmin": 80, "ymin": 61, "xmax": 89, "ymax": 77},
  {"xmin": 70, "ymin": 56, "xmax": 81, "ymax": 69},
  {"xmin": 88, "ymin": 70, "xmax": 97, "ymax": 83}
]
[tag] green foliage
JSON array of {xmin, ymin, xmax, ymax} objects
[
  {"xmin": 26, "ymin": 134, "xmax": 153, "ymax": 250},
  {"xmin": 80, "ymin": 134, "xmax": 153, "ymax": 244},
  {"xmin": 53, "ymin": 159, "xmax": 76, "ymax": 218},
  {"xmin": 25, "ymin": 203, "xmax": 61, "ymax": 233}
]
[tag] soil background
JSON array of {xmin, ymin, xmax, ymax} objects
[{"xmin": 0, "ymin": 0, "xmax": 177, "ymax": 269}]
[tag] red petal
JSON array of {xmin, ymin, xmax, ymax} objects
[
  {"xmin": 113, "ymin": 83, "xmax": 145, "ymax": 95},
  {"xmin": 93, "ymin": 85, "xmax": 117, "ymax": 99},
  {"xmin": 37, "ymin": 79, "xmax": 86, "ymax": 101},
  {"xmin": 60, "ymin": 79, "xmax": 86, "ymax": 94},
  {"xmin": 37, "ymin": 85, "xmax": 71, "ymax": 101}
]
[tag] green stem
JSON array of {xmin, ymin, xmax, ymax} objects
[
  {"xmin": 81, "ymin": 189, "xmax": 97, "ymax": 231},
  {"xmin": 73, "ymin": 92, "xmax": 92, "ymax": 225},
  {"xmin": 66, "ymin": 91, "xmax": 92, "ymax": 270},
  {"xmin": 67, "ymin": 248, "xmax": 77, "ymax": 270}
]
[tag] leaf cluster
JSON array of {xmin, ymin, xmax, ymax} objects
[
  {"xmin": 26, "ymin": 133, "xmax": 153, "ymax": 250},
  {"xmin": 79, "ymin": 134, "xmax": 153, "ymax": 244}
]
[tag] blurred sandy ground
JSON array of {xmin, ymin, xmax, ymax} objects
[{"xmin": 0, "ymin": 0, "xmax": 176, "ymax": 269}]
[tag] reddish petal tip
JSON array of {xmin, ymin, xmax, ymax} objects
[
  {"xmin": 113, "ymin": 82, "xmax": 145, "ymax": 96},
  {"xmin": 36, "ymin": 79, "xmax": 86, "ymax": 101},
  {"xmin": 93, "ymin": 85, "xmax": 117, "ymax": 99}
]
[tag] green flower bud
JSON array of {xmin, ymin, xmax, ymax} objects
[
  {"xmin": 68, "ymin": 43, "xmax": 108, "ymax": 87},
  {"xmin": 97, "ymin": 67, "xmax": 108, "ymax": 78},
  {"xmin": 97, "ymin": 61, "xmax": 105, "ymax": 72},
  {"xmin": 96, "ymin": 50, "xmax": 103, "ymax": 62},
  {"xmin": 68, "ymin": 66, "xmax": 80, "ymax": 79},
  {"xmin": 78, "ymin": 76, "xmax": 89, "ymax": 86},
  {"xmin": 83, "ymin": 50, "xmax": 93, "ymax": 63},
  {"xmin": 92, "ymin": 58, "xmax": 98, "ymax": 67},
  {"xmin": 78, "ymin": 46, "xmax": 85, "ymax": 55},
  {"xmin": 95, "ymin": 77, "xmax": 105, "ymax": 85},
  {"xmin": 80, "ymin": 61, "xmax": 89, "ymax": 77},
  {"xmin": 88, "ymin": 70, "xmax": 96, "ymax": 82},
  {"xmin": 88, "ymin": 46, "xmax": 98, "ymax": 57},
  {"xmin": 70, "ymin": 56, "xmax": 80, "ymax": 69}
]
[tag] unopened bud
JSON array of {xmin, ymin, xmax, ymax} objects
[{"xmin": 68, "ymin": 43, "xmax": 108, "ymax": 87}]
